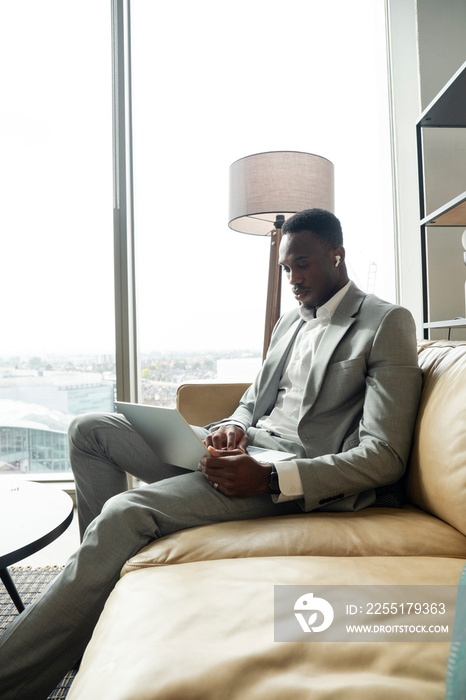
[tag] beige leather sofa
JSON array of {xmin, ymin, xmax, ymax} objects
[{"xmin": 68, "ymin": 340, "xmax": 466, "ymax": 699}]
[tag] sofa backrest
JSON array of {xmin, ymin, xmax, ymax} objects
[
  {"xmin": 177, "ymin": 382, "xmax": 251, "ymax": 427},
  {"xmin": 406, "ymin": 340, "xmax": 466, "ymax": 536}
]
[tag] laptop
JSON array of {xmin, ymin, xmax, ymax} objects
[{"xmin": 115, "ymin": 401, "xmax": 295, "ymax": 471}]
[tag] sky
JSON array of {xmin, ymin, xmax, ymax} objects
[{"xmin": 0, "ymin": 0, "xmax": 394, "ymax": 358}]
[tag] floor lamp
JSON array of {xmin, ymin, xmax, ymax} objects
[{"xmin": 228, "ymin": 151, "xmax": 334, "ymax": 358}]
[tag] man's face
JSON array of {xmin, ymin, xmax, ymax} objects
[{"xmin": 279, "ymin": 231, "xmax": 344, "ymax": 310}]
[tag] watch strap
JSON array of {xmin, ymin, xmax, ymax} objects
[{"xmin": 267, "ymin": 463, "xmax": 280, "ymax": 495}]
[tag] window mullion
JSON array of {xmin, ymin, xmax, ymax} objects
[{"xmin": 111, "ymin": 0, "xmax": 139, "ymax": 404}]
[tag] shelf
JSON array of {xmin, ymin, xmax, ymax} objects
[
  {"xmin": 423, "ymin": 319, "xmax": 466, "ymax": 329},
  {"xmin": 418, "ymin": 61, "xmax": 466, "ymax": 339},
  {"xmin": 419, "ymin": 60, "xmax": 466, "ymax": 127},
  {"xmin": 421, "ymin": 190, "xmax": 466, "ymax": 226}
]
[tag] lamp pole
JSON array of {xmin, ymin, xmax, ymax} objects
[{"xmin": 263, "ymin": 215, "xmax": 284, "ymax": 359}]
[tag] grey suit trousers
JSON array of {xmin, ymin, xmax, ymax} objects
[{"xmin": 0, "ymin": 412, "xmax": 302, "ymax": 700}]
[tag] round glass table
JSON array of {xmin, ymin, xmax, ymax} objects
[{"xmin": 0, "ymin": 478, "xmax": 74, "ymax": 611}]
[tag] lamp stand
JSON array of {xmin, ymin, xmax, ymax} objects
[{"xmin": 263, "ymin": 215, "xmax": 284, "ymax": 359}]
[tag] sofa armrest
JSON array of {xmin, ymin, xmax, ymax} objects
[{"xmin": 176, "ymin": 382, "xmax": 251, "ymax": 427}]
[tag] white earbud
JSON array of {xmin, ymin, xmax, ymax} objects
[{"xmin": 334, "ymin": 255, "xmax": 342, "ymax": 267}]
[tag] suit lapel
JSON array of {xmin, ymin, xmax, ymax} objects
[
  {"xmin": 252, "ymin": 316, "xmax": 304, "ymax": 421},
  {"xmin": 300, "ymin": 283, "xmax": 366, "ymax": 418}
]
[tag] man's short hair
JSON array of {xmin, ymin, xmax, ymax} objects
[{"xmin": 282, "ymin": 209, "xmax": 343, "ymax": 249}]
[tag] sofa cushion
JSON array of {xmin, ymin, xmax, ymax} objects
[
  {"xmin": 70, "ymin": 555, "xmax": 465, "ymax": 700},
  {"xmin": 121, "ymin": 506, "xmax": 466, "ymax": 575},
  {"xmin": 177, "ymin": 382, "xmax": 251, "ymax": 427},
  {"xmin": 407, "ymin": 341, "xmax": 466, "ymax": 536}
]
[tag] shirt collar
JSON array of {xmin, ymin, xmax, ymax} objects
[{"xmin": 298, "ymin": 280, "xmax": 351, "ymax": 323}]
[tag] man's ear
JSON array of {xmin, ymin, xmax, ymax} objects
[{"xmin": 332, "ymin": 245, "xmax": 345, "ymax": 267}]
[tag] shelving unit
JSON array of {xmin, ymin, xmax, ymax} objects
[{"xmin": 417, "ymin": 60, "xmax": 466, "ymax": 338}]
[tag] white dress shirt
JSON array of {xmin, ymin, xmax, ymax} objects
[{"xmin": 258, "ymin": 281, "xmax": 351, "ymax": 501}]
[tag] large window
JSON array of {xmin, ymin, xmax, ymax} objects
[
  {"xmin": 1, "ymin": 0, "xmax": 396, "ymax": 477},
  {"xmin": 130, "ymin": 0, "xmax": 395, "ymax": 405},
  {"xmin": 0, "ymin": 2, "xmax": 114, "ymax": 477}
]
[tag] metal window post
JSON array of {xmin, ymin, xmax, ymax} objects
[{"xmin": 111, "ymin": 0, "xmax": 139, "ymax": 403}]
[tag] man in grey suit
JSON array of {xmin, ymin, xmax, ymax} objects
[{"xmin": 0, "ymin": 209, "xmax": 422, "ymax": 699}]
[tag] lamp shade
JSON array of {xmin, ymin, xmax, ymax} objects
[{"xmin": 228, "ymin": 151, "xmax": 334, "ymax": 235}]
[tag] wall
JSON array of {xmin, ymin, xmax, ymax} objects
[
  {"xmin": 417, "ymin": 0, "xmax": 466, "ymax": 106},
  {"xmin": 385, "ymin": 0, "xmax": 423, "ymax": 330}
]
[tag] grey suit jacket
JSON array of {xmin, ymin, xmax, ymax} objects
[{"xmin": 225, "ymin": 282, "xmax": 422, "ymax": 513}]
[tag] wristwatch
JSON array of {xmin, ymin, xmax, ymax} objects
[{"xmin": 267, "ymin": 463, "xmax": 280, "ymax": 495}]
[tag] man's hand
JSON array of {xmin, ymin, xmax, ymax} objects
[
  {"xmin": 204, "ymin": 424, "xmax": 250, "ymax": 452},
  {"xmin": 199, "ymin": 446, "xmax": 271, "ymax": 498}
]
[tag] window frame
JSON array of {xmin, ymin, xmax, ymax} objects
[{"xmin": 112, "ymin": 0, "xmax": 140, "ymax": 405}]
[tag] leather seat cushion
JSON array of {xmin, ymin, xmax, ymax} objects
[
  {"xmin": 122, "ymin": 506, "xmax": 466, "ymax": 575},
  {"xmin": 70, "ymin": 555, "xmax": 465, "ymax": 700}
]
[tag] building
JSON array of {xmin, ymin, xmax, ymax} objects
[
  {"xmin": 0, "ymin": 400, "xmax": 72, "ymax": 474},
  {"xmin": 0, "ymin": 372, "xmax": 115, "ymax": 474}
]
